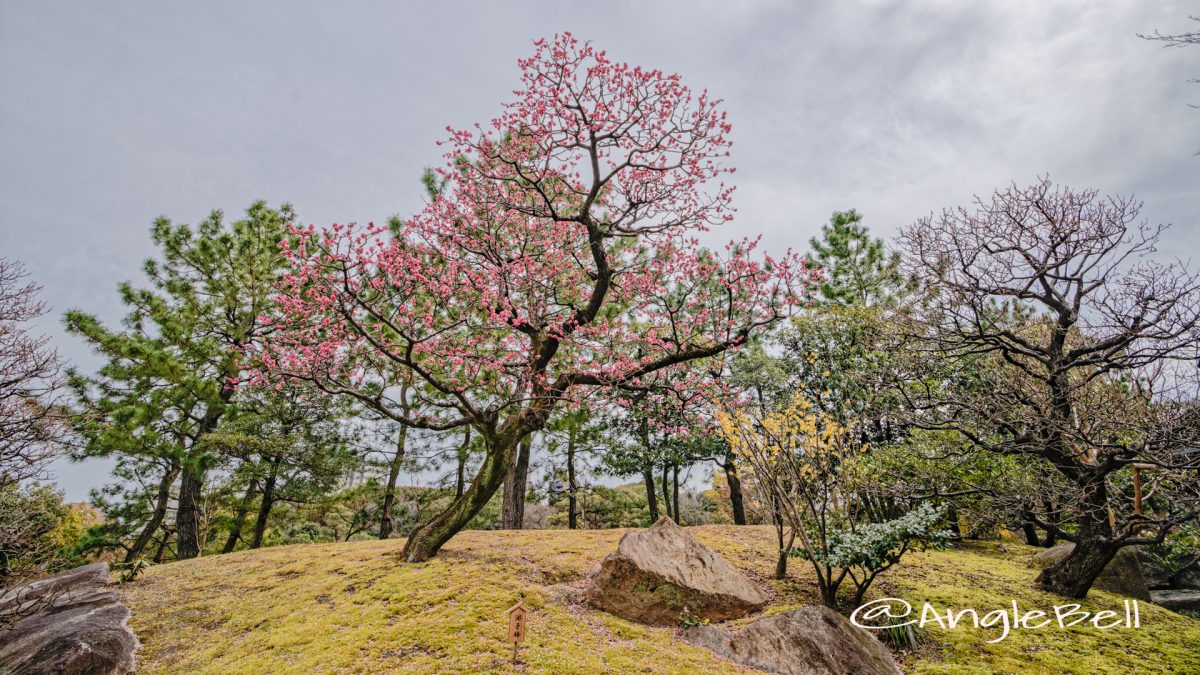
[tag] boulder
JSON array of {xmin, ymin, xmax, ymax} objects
[
  {"xmin": 0, "ymin": 563, "xmax": 139, "ymax": 675},
  {"xmin": 683, "ymin": 605, "xmax": 902, "ymax": 675},
  {"xmin": 1030, "ymin": 544, "xmax": 1151, "ymax": 601},
  {"xmin": 1150, "ymin": 589, "xmax": 1200, "ymax": 614},
  {"xmin": 584, "ymin": 517, "xmax": 767, "ymax": 625},
  {"xmin": 1135, "ymin": 549, "xmax": 1174, "ymax": 590},
  {"xmin": 1135, "ymin": 548, "xmax": 1200, "ymax": 590},
  {"xmin": 1180, "ymin": 567, "xmax": 1200, "ymax": 590}
]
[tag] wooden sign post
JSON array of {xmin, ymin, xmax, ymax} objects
[{"xmin": 506, "ymin": 600, "xmax": 527, "ymax": 664}]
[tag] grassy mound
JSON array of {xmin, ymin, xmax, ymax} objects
[{"xmin": 123, "ymin": 526, "xmax": 1199, "ymax": 673}]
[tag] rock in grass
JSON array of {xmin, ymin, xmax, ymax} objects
[
  {"xmin": 0, "ymin": 562, "xmax": 140, "ymax": 675},
  {"xmin": 683, "ymin": 605, "xmax": 902, "ymax": 675},
  {"xmin": 583, "ymin": 517, "xmax": 767, "ymax": 625},
  {"xmin": 1030, "ymin": 544, "xmax": 1151, "ymax": 601}
]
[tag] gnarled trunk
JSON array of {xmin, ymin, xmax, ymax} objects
[
  {"xmin": 1035, "ymin": 539, "xmax": 1118, "ymax": 598},
  {"xmin": 1035, "ymin": 476, "xmax": 1116, "ymax": 597},
  {"xmin": 402, "ymin": 421, "xmax": 528, "ymax": 562}
]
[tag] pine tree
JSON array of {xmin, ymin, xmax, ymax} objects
[
  {"xmin": 204, "ymin": 386, "xmax": 357, "ymax": 551},
  {"xmin": 808, "ymin": 210, "xmax": 903, "ymax": 306},
  {"xmin": 67, "ymin": 202, "xmax": 294, "ymax": 559}
]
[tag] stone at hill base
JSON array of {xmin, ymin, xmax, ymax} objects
[
  {"xmin": 1030, "ymin": 544, "xmax": 1151, "ymax": 600},
  {"xmin": 1150, "ymin": 589, "xmax": 1200, "ymax": 614},
  {"xmin": 0, "ymin": 562, "xmax": 140, "ymax": 675},
  {"xmin": 682, "ymin": 605, "xmax": 902, "ymax": 675},
  {"xmin": 583, "ymin": 517, "xmax": 767, "ymax": 625},
  {"xmin": 1136, "ymin": 548, "xmax": 1200, "ymax": 590}
]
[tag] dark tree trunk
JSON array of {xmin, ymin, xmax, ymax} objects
[
  {"xmin": 455, "ymin": 428, "xmax": 470, "ymax": 500},
  {"xmin": 661, "ymin": 464, "xmax": 673, "ymax": 521},
  {"xmin": 1042, "ymin": 527, "xmax": 1058, "ymax": 548},
  {"xmin": 1035, "ymin": 539, "xmax": 1118, "ymax": 598},
  {"xmin": 152, "ymin": 530, "xmax": 172, "ymax": 563},
  {"xmin": 403, "ymin": 418, "xmax": 532, "ymax": 563},
  {"xmin": 772, "ymin": 493, "xmax": 787, "ymax": 579},
  {"xmin": 1035, "ymin": 477, "xmax": 1116, "ymax": 597},
  {"xmin": 501, "ymin": 433, "xmax": 532, "ymax": 529},
  {"xmin": 566, "ymin": 422, "xmax": 578, "ymax": 530},
  {"xmin": 455, "ymin": 457, "xmax": 466, "ymax": 499},
  {"xmin": 642, "ymin": 465, "xmax": 659, "ymax": 522},
  {"xmin": 672, "ymin": 463, "xmax": 681, "ymax": 525},
  {"xmin": 1022, "ymin": 523, "xmax": 1040, "ymax": 547},
  {"xmin": 125, "ymin": 463, "xmax": 180, "ymax": 563},
  {"xmin": 723, "ymin": 453, "xmax": 746, "ymax": 525},
  {"xmin": 1018, "ymin": 507, "xmax": 1039, "ymax": 546},
  {"xmin": 1039, "ymin": 497, "xmax": 1059, "ymax": 547},
  {"xmin": 774, "ymin": 548, "xmax": 788, "ymax": 579},
  {"xmin": 379, "ymin": 425, "xmax": 408, "ymax": 539},
  {"xmin": 174, "ymin": 381, "xmax": 234, "ymax": 560},
  {"xmin": 221, "ymin": 477, "xmax": 259, "ymax": 554},
  {"xmin": 175, "ymin": 465, "xmax": 204, "ymax": 559},
  {"xmin": 250, "ymin": 457, "xmax": 281, "ymax": 549}
]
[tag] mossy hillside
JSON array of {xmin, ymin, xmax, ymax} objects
[
  {"xmin": 886, "ymin": 542, "xmax": 1199, "ymax": 674},
  {"xmin": 123, "ymin": 526, "xmax": 1200, "ymax": 674}
]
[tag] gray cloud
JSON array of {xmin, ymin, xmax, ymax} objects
[{"xmin": 1, "ymin": 1, "xmax": 1196, "ymax": 500}]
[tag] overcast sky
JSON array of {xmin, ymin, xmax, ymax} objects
[{"xmin": 2, "ymin": 1, "xmax": 1196, "ymax": 501}]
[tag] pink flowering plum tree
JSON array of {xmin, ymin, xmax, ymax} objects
[{"xmin": 254, "ymin": 34, "xmax": 812, "ymax": 562}]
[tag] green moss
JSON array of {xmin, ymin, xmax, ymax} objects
[
  {"xmin": 124, "ymin": 528, "xmax": 1200, "ymax": 674},
  {"xmin": 887, "ymin": 541, "xmax": 1200, "ymax": 674}
]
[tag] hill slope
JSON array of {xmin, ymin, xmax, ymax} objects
[{"xmin": 123, "ymin": 526, "xmax": 1200, "ymax": 673}]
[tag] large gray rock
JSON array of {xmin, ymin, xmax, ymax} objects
[
  {"xmin": 1178, "ymin": 566, "xmax": 1200, "ymax": 590},
  {"xmin": 1136, "ymin": 548, "xmax": 1200, "ymax": 590},
  {"xmin": 1030, "ymin": 544, "xmax": 1151, "ymax": 601},
  {"xmin": 1150, "ymin": 589, "xmax": 1200, "ymax": 614},
  {"xmin": 0, "ymin": 563, "xmax": 139, "ymax": 675},
  {"xmin": 683, "ymin": 605, "xmax": 902, "ymax": 675},
  {"xmin": 584, "ymin": 517, "xmax": 767, "ymax": 625},
  {"xmin": 1136, "ymin": 549, "xmax": 1175, "ymax": 590}
]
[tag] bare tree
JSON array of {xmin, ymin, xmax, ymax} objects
[
  {"xmin": 899, "ymin": 178, "xmax": 1200, "ymax": 598},
  {"xmin": 1140, "ymin": 14, "xmax": 1200, "ymax": 153},
  {"xmin": 0, "ymin": 259, "xmax": 72, "ymax": 625},
  {"xmin": 0, "ymin": 259, "xmax": 66, "ymax": 488}
]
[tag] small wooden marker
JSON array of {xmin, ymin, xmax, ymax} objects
[{"xmin": 506, "ymin": 599, "xmax": 527, "ymax": 664}]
